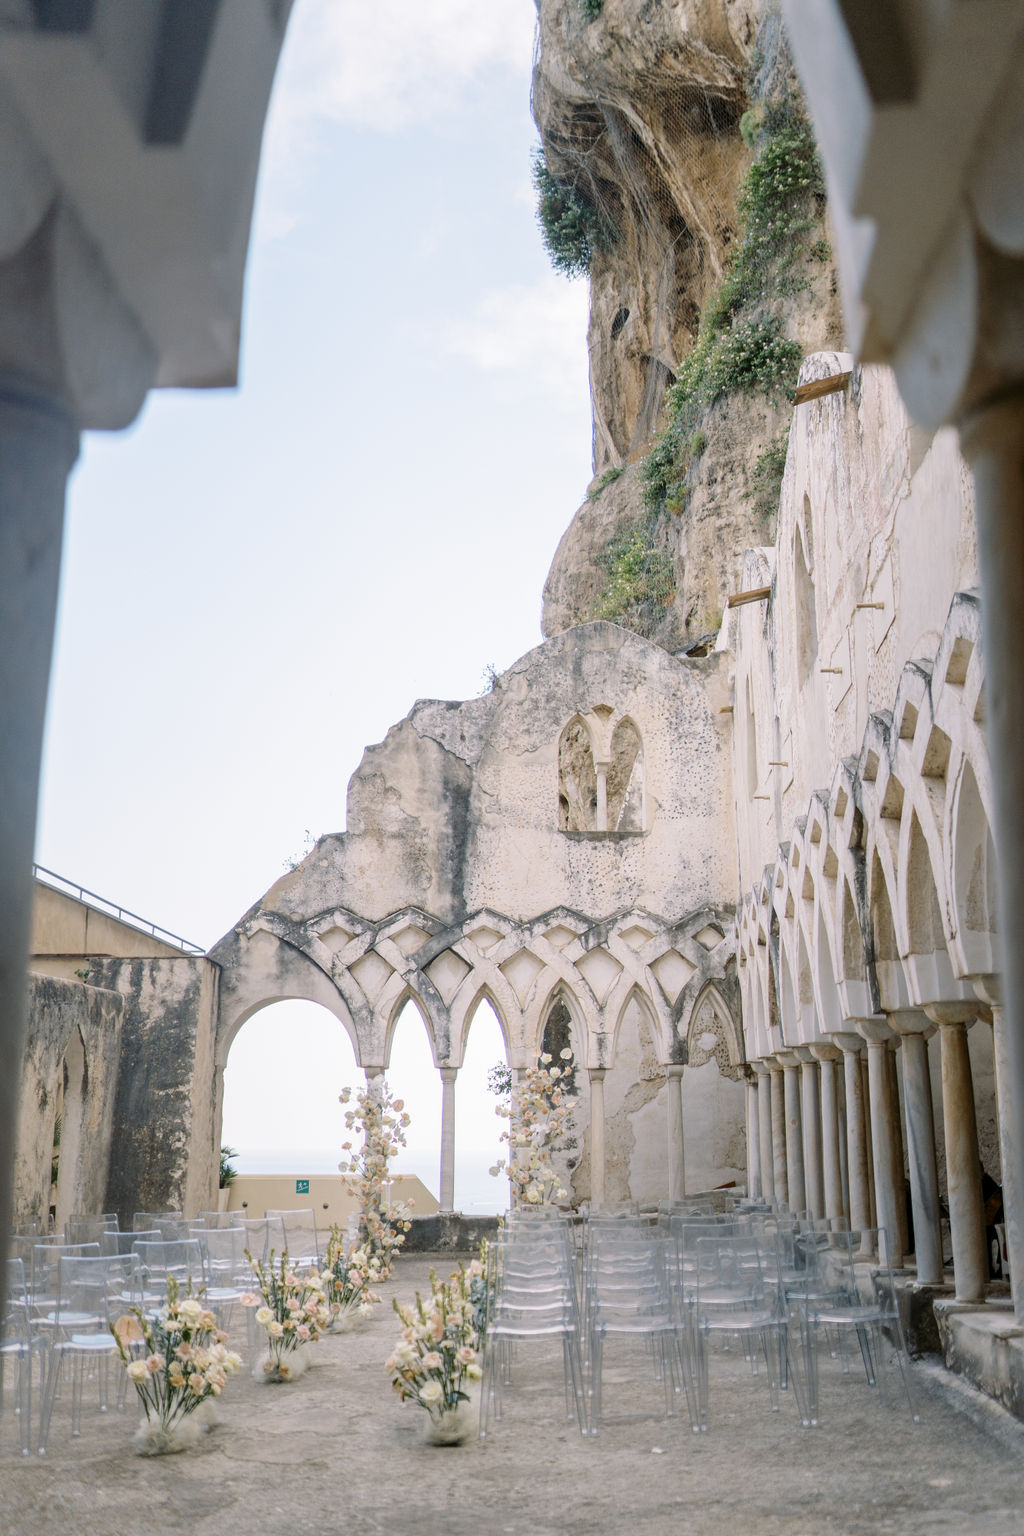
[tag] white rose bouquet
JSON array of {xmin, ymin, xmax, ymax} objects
[
  {"xmin": 242, "ymin": 1249, "xmax": 329, "ymax": 1382},
  {"xmin": 111, "ymin": 1276, "xmax": 242, "ymax": 1455},
  {"xmin": 386, "ymin": 1262, "xmax": 484, "ymax": 1441}
]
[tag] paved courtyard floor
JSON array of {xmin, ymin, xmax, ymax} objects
[{"xmin": 4, "ymin": 1254, "xmax": 1024, "ymax": 1536}]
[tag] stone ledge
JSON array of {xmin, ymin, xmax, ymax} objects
[
  {"xmin": 934, "ymin": 1297, "xmax": 1024, "ymax": 1421},
  {"xmin": 402, "ymin": 1212, "xmax": 502, "ymax": 1253}
]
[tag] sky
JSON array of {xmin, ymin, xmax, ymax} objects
[{"xmin": 33, "ymin": 0, "xmax": 593, "ymax": 1210}]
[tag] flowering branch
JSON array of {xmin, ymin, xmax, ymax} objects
[
  {"xmin": 339, "ymin": 1079, "xmax": 413, "ymax": 1277},
  {"xmin": 490, "ymin": 1049, "xmax": 577, "ymax": 1207}
]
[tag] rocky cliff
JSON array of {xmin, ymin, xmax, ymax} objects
[{"xmin": 533, "ymin": 0, "xmax": 844, "ymax": 651}]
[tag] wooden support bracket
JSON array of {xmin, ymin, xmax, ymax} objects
[
  {"xmin": 727, "ymin": 585, "xmax": 772, "ymax": 609},
  {"xmin": 794, "ymin": 371, "xmax": 852, "ymax": 405}
]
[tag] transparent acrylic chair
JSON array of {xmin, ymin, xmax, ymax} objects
[
  {"xmin": 480, "ymin": 1232, "xmax": 587, "ymax": 1438},
  {"xmin": 264, "ymin": 1209, "xmax": 322, "ymax": 1270},
  {"xmin": 37, "ymin": 1253, "xmax": 134, "ymax": 1453},
  {"xmin": 2, "ymin": 1258, "xmax": 48, "ymax": 1455},
  {"xmin": 794, "ymin": 1226, "xmax": 919, "ymax": 1425}
]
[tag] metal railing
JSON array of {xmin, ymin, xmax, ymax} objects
[{"xmin": 32, "ymin": 864, "xmax": 205, "ymax": 955}]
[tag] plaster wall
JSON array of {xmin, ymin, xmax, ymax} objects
[
  {"xmin": 30, "ymin": 881, "xmax": 189, "ymax": 970},
  {"xmin": 13, "ymin": 973, "xmax": 123, "ymax": 1226}
]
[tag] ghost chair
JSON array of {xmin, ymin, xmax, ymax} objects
[
  {"xmin": 584, "ymin": 1231, "xmax": 695, "ymax": 1434},
  {"xmin": 132, "ymin": 1212, "xmax": 189, "ymax": 1241},
  {"xmin": 132, "ymin": 1239, "xmax": 206, "ymax": 1316},
  {"xmin": 101, "ymin": 1228, "xmax": 160, "ymax": 1260},
  {"xmin": 64, "ymin": 1215, "xmax": 118, "ymax": 1246},
  {"xmin": 480, "ymin": 1233, "xmax": 587, "ymax": 1438},
  {"xmin": 197, "ymin": 1227, "xmax": 249, "ymax": 1334},
  {"xmin": 689, "ymin": 1235, "xmax": 805, "ymax": 1432},
  {"xmin": 264, "ymin": 1209, "xmax": 322, "ymax": 1271},
  {"xmin": 795, "ymin": 1227, "xmax": 919, "ymax": 1426},
  {"xmin": 1, "ymin": 1259, "xmax": 49, "ymax": 1455},
  {"xmin": 37, "ymin": 1254, "xmax": 134, "ymax": 1454},
  {"xmin": 29, "ymin": 1242, "xmax": 101, "ymax": 1319}
]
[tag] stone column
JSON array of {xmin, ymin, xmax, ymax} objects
[
  {"xmin": 989, "ymin": 997, "xmax": 1024, "ymax": 1317},
  {"xmin": 769, "ymin": 1060, "xmax": 788, "ymax": 1208},
  {"xmin": 835, "ymin": 1034, "xmax": 871, "ymax": 1234},
  {"xmin": 928, "ymin": 1011, "xmax": 988, "ymax": 1302},
  {"xmin": 439, "ymin": 1067, "xmax": 457, "ymax": 1214},
  {"xmin": 744, "ymin": 1073, "xmax": 762, "ymax": 1200},
  {"xmin": 666, "ymin": 1064, "xmax": 686, "ymax": 1202},
  {"xmin": 855, "ymin": 1020, "xmax": 905, "ymax": 1267},
  {"xmin": 778, "ymin": 1054, "xmax": 806, "ymax": 1215},
  {"xmin": 810, "ymin": 1043, "xmax": 845, "ymax": 1228},
  {"xmin": 0, "ymin": 384, "xmax": 79, "ymax": 1254},
  {"xmin": 887, "ymin": 1012, "xmax": 943, "ymax": 1286},
  {"xmin": 595, "ymin": 762, "xmax": 610, "ymax": 832},
  {"xmin": 589, "ymin": 1068, "xmax": 607, "ymax": 1210},
  {"xmin": 962, "ymin": 398, "xmax": 1024, "ymax": 1322},
  {"xmin": 797, "ymin": 1050, "xmax": 824, "ymax": 1220},
  {"xmin": 755, "ymin": 1065, "xmax": 776, "ymax": 1205}
]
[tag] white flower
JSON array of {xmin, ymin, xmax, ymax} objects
[
  {"xmin": 178, "ymin": 1299, "xmax": 203, "ymax": 1326},
  {"xmin": 255, "ymin": 1306, "xmax": 273, "ymax": 1326},
  {"xmin": 126, "ymin": 1360, "xmax": 149, "ymax": 1383},
  {"xmin": 419, "ymin": 1381, "xmax": 443, "ymax": 1407}
]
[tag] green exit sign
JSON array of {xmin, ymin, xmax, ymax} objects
[{"xmin": 295, "ymin": 1179, "xmax": 309, "ymax": 1194}]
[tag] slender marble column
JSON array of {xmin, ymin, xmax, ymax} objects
[
  {"xmin": 888, "ymin": 1013, "xmax": 943, "ymax": 1285},
  {"xmin": 835, "ymin": 1035, "xmax": 871, "ymax": 1234},
  {"xmin": 858, "ymin": 1022, "xmax": 904, "ymax": 1267},
  {"xmin": 439, "ymin": 1067, "xmax": 457, "ymax": 1214},
  {"xmin": 810, "ymin": 1044, "xmax": 845, "ymax": 1228},
  {"xmin": 769, "ymin": 1062, "xmax": 788, "ymax": 1208},
  {"xmin": 0, "ymin": 385, "xmax": 79, "ymax": 1258},
  {"xmin": 780, "ymin": 1055, "xmax": 806, "ymax": 1214},
  {"xmin": 962, "ymin": 398, "xmax": 1024, "ymax": 1322},
  {"xmin": 595, "ymin": 763, "xmax": 609, "ymax": 831},
  {"xmin": 862, "ymin": 1051, "xmax": 877, "ymax": 1227},
  {"xmin": 589, "ymin": 1069, "xmax": 607, "ymax": 1210},
  {"xmin": 756, "ymin": 1066, "xmax": 776, "ymax": 1205},
  {"xmin": 666, "ymin": 1065, "xmax": 686, "ymax": 1202},
  {"xmin": 745, "ymin": 1075, "xmax": 762, "ymax": 1200},
  {"xmin": 798, "ymin": 1052, "xmax": 824, "ymax": 1220},
  {"xmin": 990, "ymin": 1001, "xmax": 1024, "ymax": 1316},
  {"xmin": 934, "ymin": 1017, "xmax": 987, "ymax": 1302}
]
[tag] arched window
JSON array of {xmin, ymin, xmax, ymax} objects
[
  {"xmin": 557, "ymin": 718, "xmax": 597, "ymax": 831},
  {"xmin": 607, "ymin": 718, "xmax": 644, "ymax": 832}
]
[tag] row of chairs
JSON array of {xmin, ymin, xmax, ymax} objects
[
  {"xmin": 478, "ymin": 1208, "xmax": 919, "ymax": 1439},
  {"xmin": 2, "ymin": 1208, "xmax": 330, "ymax": 1455}
]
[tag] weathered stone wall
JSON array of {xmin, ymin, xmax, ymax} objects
[
  {"xmin": 91, "ymin": 956, "xmax": 220, "ymax": 1225},
  {"xmin": 14, "ymin": 973, "xmax": 123, "ymax": 1226}
]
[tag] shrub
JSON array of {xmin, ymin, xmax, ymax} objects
[
  {"xmin": 588, "ymin": 464, "xmax": 625, "ymax": 500},
  {"xmin": 595, "ymin": 523, "xmax": 676, "ymax": 626},
  {"xmin": 533, "ymin": 148, "xmax": 616, "ymax": 279},
  {"xmin": 746, "ymin": 432, "xmax": 789, "ymax": 524},
  {"xmin": 578, "ymin": 0, "xmax": 604, "ymax": 17}
]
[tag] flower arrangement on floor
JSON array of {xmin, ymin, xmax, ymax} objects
[
  {"xmin": 242, "ymin": 1250, "xmax": 330, "ymax": 1382},
  {"xmin": 490, "ymin": 1049, "xmax": 578, "ymax": 1207},
  {"xmin": 111, "ymin": 1277, "xmax": 242, "ymax": 1456},
  {"xmin": 339, "ymin": 1079, "xmax": 413, "ymax": 1278},
  {"xmin": 386, "ymin": 1259, "xmax": 485, "ymax": 1445},
  {"xmin": 322, "ymin": 1223, "xmax": 383, "ymax": 1330}
]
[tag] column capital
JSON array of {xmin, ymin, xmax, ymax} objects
[
  {"xmin": 665, "ymin": 1063, "xmax": 685, "ymax": 1081},
  {"xmin": 884, "ymin": 1008, "xmax": 936, "ymax": 1039},
  {"xmin": 749, "ymin": 1060, "xmax": 772, "ymax": 1077},
  {"xmin": 792, "ymin": 1046, "xmax": 817, "ymax": 1064},
  {"xmin": 848, "ymin": 1016, "xmax": 894, "ymax": 1046},
  {"xmin": 808, "ymin": 1042, "xmax": 842, "ymax": 1064},
  {"xmin": 588, "ymin": 1066, "xmax": 608, "ymax": 1082},
  {"xmin": 923, "ymin": 1003, "xmax": 978, "ymax": 1028},
  {"xmin": 774, "ymin": 1050, "xmax": 802, "ymax": 1069},
  {"xmin": 972, "ymin": 975, "xmax": 1002, "ymax": 1010},
  {"xmin": 362, "ymin": 1064, "xmax": 386, "ymax": 1079},
  {"xmin": 832, "ymin": 1032, "xmax": 866, "ymax": 1055},
  {"xmin": 439, "ymin": 1066, "xmax": 458, "ymax": 1084}
]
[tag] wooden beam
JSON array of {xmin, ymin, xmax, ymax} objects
[
  {"xmin": 794, "ymin": 370, "xmax": 852, "ymax": 405},
  {"xmin": 727, "ymin": 585, "xmax": 772, "ymax": 609}
]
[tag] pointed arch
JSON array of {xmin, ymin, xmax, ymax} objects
[
  {"xmin": 687, "ymin": 982, "xmax": 744, "ymax": 1080},
  {"xmin": 607, "ymin": 715, "xmax": 645, "ymax": 832},
  {"xmin": 558, "ymin": 715, "xmax": 598, "ymax": 831}
]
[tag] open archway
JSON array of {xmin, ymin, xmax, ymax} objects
[{"xmin": 456, "ymin": 998, "xmax": 509, "ymax": 1214}]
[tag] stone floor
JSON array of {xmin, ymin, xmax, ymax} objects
[{"xmin": 4, "ymin": 1254, "xmax": 1024, "ymax": 1536}]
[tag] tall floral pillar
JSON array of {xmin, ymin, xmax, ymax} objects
[{"xmin": 0, "ymin": 1, "xmax": 292, "ymax": 1260}]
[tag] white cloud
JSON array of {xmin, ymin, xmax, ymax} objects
[
  {"xmin": 272, "ymin": 0, "xmax": 536, "ymax": 137},
  {"xmin": 445, "ymin": 272, "xmax": 591, "ymax": 410}
]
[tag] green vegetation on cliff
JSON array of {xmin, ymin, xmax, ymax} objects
[{"xmin": 532, "ymin": 148, "xmax": 617, "ymax": 279}]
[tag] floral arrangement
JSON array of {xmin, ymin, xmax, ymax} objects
[
  {"xmin": 490, "ymin": 1050, "xmax": 577, "ymax": 1207},
  {"xmin": 386, "ymin": 1259, "xmax": 485, "ymax": 1439},
  {"xmin": 242, "ymin": 1250, "xmax": 330, "ymax": 1382},
  {"xmin": 322, "ymin": 1223, "xmax": 382, "ymax": 1327},
  {"xmin": 339, "ymin": 1080, "xmax": 413, "ymax": 1277},
  {"xmin": 111, "ymin": 1277, "xmax": 242, "ymax": 1455}
]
